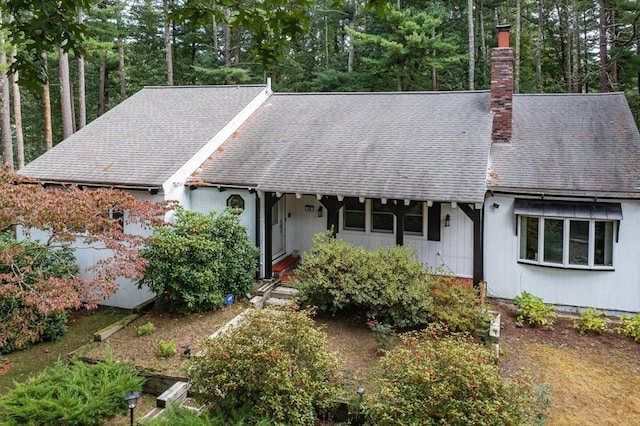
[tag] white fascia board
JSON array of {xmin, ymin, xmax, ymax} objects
[{"xmin": 162, "ymin": 86, "xmax": 272, "ymax": 197}]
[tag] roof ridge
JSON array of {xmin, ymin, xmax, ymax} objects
[
  {"xmin": 271, "ymin": 90, "xmax": 491, "ymax": 96},
  {"xmin": 514, "ymin": 91, "xmax": 625, "ymax": 97},
  {"xmin": 141, "ymin": 84, "xmax": 267, "ymax": 90}
]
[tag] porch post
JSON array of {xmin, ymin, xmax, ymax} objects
[
  {"xmin": 459, "ymin": 203, "xmax": 484, "ymax": 287},
  {"xmin": 263, "ymin": 192, "xmax": 281, "ymax": 278},
  {"xmin": 390, "ymin": 200, "xmax": 417, "ymax": 246},
  {"xmin": 319, "ymin": 196, "xmax": 345, "ymax": 236}
]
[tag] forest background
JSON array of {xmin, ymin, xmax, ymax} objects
[{"xmin": 0, "ymin": 0, "xmax": 638, "ymax": 172}]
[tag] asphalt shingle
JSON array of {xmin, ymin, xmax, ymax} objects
[
  {"xmin": 192, "ymin": 91, "xmax": 494, "ymax": 203},
  {"xmin": 19, "ymin": 85, "xmax": 266, "ymax": 187},
  {"xmin": 488, "ymin": 92, "xmax": 640, "ymax": 199}
]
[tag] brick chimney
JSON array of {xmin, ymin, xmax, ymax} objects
[{"xmin": 490, "ymin": 24, "xmax": 513, "ymax": 143}]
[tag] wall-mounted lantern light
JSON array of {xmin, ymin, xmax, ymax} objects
[
  {"xmin": 444, "ymin": 214, "xmax": 451, "ymax": 227},
  {"xmin": 318, "ymin": 206, "xmax": 323, "ymax": 217}
]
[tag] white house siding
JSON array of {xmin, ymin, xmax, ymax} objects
[
  {"xmin": 188, "ymin": 187, "xmax": 257, "ymax": 246},
  {"xmin": 295, "ymin": 200, "xmax": 476, "ymax": 278},
  {"xmin": 285, "ymin": 195, "xmax": 327, "ymax": 256},
  {"xmin": 484, "ymin": 194, "xmax": 640, "ymax": 314}
]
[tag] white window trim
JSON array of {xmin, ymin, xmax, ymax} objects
[
  {"xmin": 518, "ymin": 215, "xmax": 615, "ymax": 271},
  {"xmin": 340, "ymin": 201, "xmax": 428, "ymax": 238}
]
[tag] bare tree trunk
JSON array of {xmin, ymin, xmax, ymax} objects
[
  {"xmin": 571, "ymin": 6, "xmax": 580, "ymax": 92},
  {"xmin": 77, "ymin": 7, "xmax": 86, "ymax": 129},
  {"xmin": 212, "ymin": 0, "xmax": 219, "ymax": 61},
  {"xmin": 347, "ymin": 3, "xmax": 356, "ymax": 73},
  {"xmin": 42, "ymin": 53, "xmax": 53, "ymax": 150},
  {"xmin": 468, "ymin": 0, "xmax": 475, "ymax": 90},
  {"xmin": 11, "ymin": 49, "xmax": 24, "ymax": 169},
  {"xmin": 99, "ymin": 60, "xmax": 106, "ymax": 116},
  {"xmin": 514, "ymin": 0, "xmax": 521, "ymax": 93},
  {"xmin": 0, "ymin": 30, "xmax": 13, "ymax": 172},
  {"xmin": 432, "ymin": 27, "xmax": 438, "ymax": 90},
  {"xmin": 479, "ymin": 0, "xmax": 487, "ymax": 84},
  {"xmin": 235, "ymin": 26, "xmax": 241, "ymax": 64},
  {"xmin": 119, "ymin": 35, "xmax": 126, "ymax": 100},
  {"xmin": 59, "ymin": 47, "xmax": 74, "ymax": 139},
  {"xmin": 324, "ymin": 10, "xmax": 329, "ymax": 66},
  {"xmin": 609, "ymin": 7, "xmax": 618, "ymax": 91},
  {"xmin": 224, "ymin": 8, "xmax": 232, "ymax": 66},
  {"xmin": 535, "ymin": 0, "xmax": 543, "ymax": 92},
  {"xmin": 163, "ymin": 0, "xmax": 174, "ymax": 85},
  {"xmin": 598, "ymin": 0, "xmax": 608, "ymax": 92}
]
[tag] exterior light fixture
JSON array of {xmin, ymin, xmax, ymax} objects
[
  {"xmin": 356, "ymin": 387, "xmax": 365, "ymax": 398},
  {"xmin": 124, "ymin": 391, "xmax": 140, "ymax": 426},
  {"xmin": 318, "ymin": 206, "xmax": 323, "ymax": 217},
  {"xmin": 444, "ymin": 214, "xmax": 451, "ymax": 227}
]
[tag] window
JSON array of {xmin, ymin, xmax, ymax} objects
[
  {"xmin": 344, "ymin": 198, "xmax": 365, "ymax": 231},
  {"xmin": 226, "ymin": 194, "xmax": 245, "ymax": 212},
  {"xmin": 519, "ymin": 217, "xmax": 615, "ymax": 268},
  {"xmin": 403, "ymin": 202, "xmax": 423, "ymax": 235},
  {"xmin": 371, "ymin": 199, "xmax": 394, "ymax": 233},
  {"xmin": 515, "ymin": 199, "xmax": 620, "ymax": 269}
]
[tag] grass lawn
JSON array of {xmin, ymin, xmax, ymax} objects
[{"xmin": 0, "ymin": 307, "xmax": 128, "ymax": 394}]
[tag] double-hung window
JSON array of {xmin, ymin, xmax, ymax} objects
[
  {"xmin": 403, "ymin": 202, "xmax": 424, "ymax": 236},
  {"xmin": 371, "ymin": 199, "xmax": 394, "ymax": 233},
  {"xmin": 344, "ymin": 198, "xmax": 365, "ymax": 231},
  {"xmin": 516, "ymin": 199, "xmax": 620, "ymax": 269}
]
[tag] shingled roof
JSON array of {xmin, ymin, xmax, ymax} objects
[
  {"xmin": 191, "ymin": 91, "xmax": 494, "ymax": 203},
  {"xmin": 488, "ymin": 92, "xmax": 640, "ymax": 199},
  {"xmin": 19, "ymin": 85, "xmax": 267, "ymax": 188}
]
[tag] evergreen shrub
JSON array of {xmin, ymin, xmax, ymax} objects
[
  {"xmin": 293, "ymin": 231, "xmax": 433, "ymax": 328},
  {"xmin": 362, "ymin": 330, "xmax": 551, "ymax": 425},
  {"xmin": 0, "ymin": 358, "xmax": 143, "ymax": 426},
  {"xmin": 188, "ymin": 308, "xmax": 341, "ymax": 425},
  {"xmin": 139, "ymin": 207, "xmax": 259, "ymax": 314}
]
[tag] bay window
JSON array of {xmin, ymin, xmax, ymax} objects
[{"xmin": 515, "ymin": 199, "xmax": 620, "ymax": 270}]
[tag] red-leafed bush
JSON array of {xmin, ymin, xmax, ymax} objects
[{"xmin": 0, "ymin": 172, "xmax": 174, "ymax": 353}]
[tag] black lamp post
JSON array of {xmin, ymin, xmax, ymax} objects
[{"xmin": 124, "ymin": 391, "xmax": 140, "ymax": 426}]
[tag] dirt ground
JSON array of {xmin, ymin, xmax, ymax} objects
[
  {"xmin": 77, "ymin": 298, "xmax": 640, "ymax": 425},
  {"xmin": 76, "ymin": 301, "xmax": 248, "ymax": 378},
  {"xmin": 492, "ymin": 300, "xmax": 640, "ymax": 425}
]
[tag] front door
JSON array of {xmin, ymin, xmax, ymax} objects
[{"xmin": 271, "ymin": 197, "xmax": 285, "ymax": 259}]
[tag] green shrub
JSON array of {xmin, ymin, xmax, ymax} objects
[
  {"xmin": 156, "ymin": 340, "xmax": 176, "ymax": 357},
  {"xmin": 294, "ymin": 231, "xmax": 432, "ymax": 327},
  {"xmin": 513, "ymin": 291, "xmax": 557, "ymax": 327},
  {"xmin": 142, "ymin": 404, "xmax": 273, "ymax": 426},
  {"xmin": 139, "ymin": 207, "xmax": 259, "ymax": 314},
  {"xmin": 137, "ymin": 321, "xmax": 156, "ymax": 336},
  {"xmin": 617, "ymin": 313, "xmax": 640, "ymax": 342},
  {"xmin": 362, "ymin": 330, "xmax": 551, "ymax": 425},
  {"xmin": 366, "ymin": 317, "xmax": 397, "ymax": 353},
  {"xmin": 0, "ymin": 233, "xmax": 78, "ymax": 353},
  {"xmin": 429, "ymin": 274, "xmax": 491, "ymax": 334},
  {"xmin": 573, "ymin": 307, "xmax": 608, "ymax": 335},
  {"xmin": 188, "ymin": 308, "xmax": 341, "ymax": 425},
  {"xmin": 0, "ymin": 358, "xmax": 143, "ymax": 426}
]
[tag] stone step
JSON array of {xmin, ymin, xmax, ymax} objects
[
  {"xmin": 270, "ymin": 286, "xmax": 300, "ymax": 300},
  {"xmin": 265, "ymin": 297, "xmax": 295, "ymax": 308}
]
